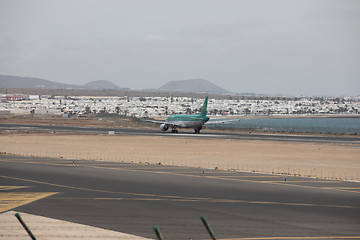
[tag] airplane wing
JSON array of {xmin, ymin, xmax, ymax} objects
[
  {"xmin": 204, "ymin": 119, "xmax": 235, "ymax": 125},
  {"xmin": 143, "ymin": 119, "xmax": 181, "ymax": 127}
]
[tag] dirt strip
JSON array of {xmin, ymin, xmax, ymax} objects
[
  {"xmin": 0, "ymin": 211, "xmax": 151, "ymax": 240},
  {"xmin": 0, "ymin": 133, "xmax": 359, "ymax": 181}
]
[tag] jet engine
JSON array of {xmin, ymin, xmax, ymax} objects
[{"xmin": 160, "ymin": 124, "xmax": 169, "ymax": 132}]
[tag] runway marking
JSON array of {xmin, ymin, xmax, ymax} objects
[
  {"xmin": 0, "ymin": 159, "xmax": 83, "ymax": 168},
  {"xmin": 50, "ymin": 197, "xmax": 360, "ymax": 209},
  {"xmin": 0, "ymin": 192, "xmax": 57, "ymax": 213},
  {"xmin": 0, "ymin": 174, "xmax": 212, "ymax": 200},
  {"xmin": 263, "ymin": 181, "xmax": 348, "ymax": 183},
  {"xmin": 81, "ymin": 164, "xmax": 360, "ymax": 194},
  {"xmin": 221, "ymin": 236, "xmax": 360, "ymax": 239},
  {"xmin": 1, "ymin": 175, "xmax": 358, "ymax": 209},
  {"xmin": 25, "ymin": 161, "xmax": 77, "ymax": 167},
  {"xmin": 2, "ymin": 159, "xmax": 360, "ymax": 195},
  {"xmin": 216, "ymin": 175, "xmax": 287, "ymax": 178},
  {"xmin": 0, "ymin": 186, "xmax": 29, "ymax": 191}
]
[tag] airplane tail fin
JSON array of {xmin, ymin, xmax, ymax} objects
[{"xmin": 200, "ymin": 96, "xmax": 208, "ymax": 116}]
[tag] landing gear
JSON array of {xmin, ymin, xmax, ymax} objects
[
  {"xmin": 171, "ymin": 128, "xmax": 178, "ymax": 133},
  {"xmin": 194, "ymin": 126, "xmax": 202, "ymax": 134}
]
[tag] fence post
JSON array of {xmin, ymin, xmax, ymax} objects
[
  {"xmin": 200, "ymin": 216, "xmax": 217, "ymax": 240},
  {"xmin": 15, "ymin": 213, "xmax": 37, "ymax": 240},
  {"xmin": 153, "ymin": 226, "xmax": 164, "ymax": 240}
]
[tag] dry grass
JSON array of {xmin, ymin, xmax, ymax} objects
[{"xmin": 1, "ymin": 132, "xmax": 359, "ymax": 181}]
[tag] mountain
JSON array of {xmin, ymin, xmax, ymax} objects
[
  {"xmin": 83, "ymin": 80, "xmax": 120, "ymax": 90},
  {"xmin": 0, "ymin": 75, "xmax": 81, "ymax": 89},
  {"xmin": 158, "ymin": 79, "xmax": 230, "ymax": 94},
  {"xmin": 0, "ymin": 75, "xmax": 120, "ymax": 90},
  {"xmin": 0, "ymin": 75, "xmax": 231, "ymax": 94}
]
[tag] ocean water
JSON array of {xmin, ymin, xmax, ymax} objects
[{"xmin": 207, "ymin": 117, "xmax": 360, "ymax": 134}]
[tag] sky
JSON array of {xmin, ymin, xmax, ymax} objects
[{"xmin": 0, "ymin": 0, "xmax": 359, "ymax": 96}]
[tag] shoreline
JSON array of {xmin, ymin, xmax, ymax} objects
[
  {"xmin": 1, "ymin": 115, "xmax": 360, "ymax": 137},
  {"xmin": 210, "ymin": 114, "xmax": 360, "ymax": 119}
]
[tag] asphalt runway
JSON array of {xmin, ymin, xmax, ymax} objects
[
  {"xmin": 1, "ymin": 123, "xmax": 359, "ymax": 144},
  {"xmin": 1, "ymin": 155, "xmax": 360, "ymax": 239}
]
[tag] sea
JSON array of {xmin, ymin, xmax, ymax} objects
[{"xmin": 207, "ymin": 116, "xmax": 360, "ymax": 134}]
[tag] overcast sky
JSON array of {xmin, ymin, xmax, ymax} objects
[{"xmin": 0, "ymin": 0, "xmax": 359, "ymax": 96}]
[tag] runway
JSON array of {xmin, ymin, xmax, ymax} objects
[
  {"xmin": 1, "ymin": 123, "xmax": 359, "ymax": 144},
  {"xmin": 1, "ymin": 155, "xmax": 360, "ymax": 239}
]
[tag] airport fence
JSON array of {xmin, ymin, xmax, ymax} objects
[{"xmin": 1, "ymin": 145, "xmax": 359, "ymax": 182}]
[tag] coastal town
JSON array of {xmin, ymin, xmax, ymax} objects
[{"xmin": 1, "ymin": 93, "xmax": 359, "ymax": 118}]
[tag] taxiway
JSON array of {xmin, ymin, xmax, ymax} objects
[
  {"xmin": 1, "ymin": 155, "xmax": 360, "ymax": 239},
  {"xmin": 1, "ymin": 123, "xmax": 359, "ymax": 144}
]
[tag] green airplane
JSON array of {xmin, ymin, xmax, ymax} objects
[{"xmin": 153, "ymin": 96, "xmax": 209, "ymax": 134}]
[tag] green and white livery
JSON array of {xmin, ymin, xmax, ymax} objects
[{"xmin": 155, "ymin": 96, "xmax": 209, "ymax": 134}]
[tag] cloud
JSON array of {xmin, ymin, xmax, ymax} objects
[
  {"xmin": 0, "ymin": 0, "xmax": 359, "ymax": 95},
  {"xmin": 143, "ymin": 34, "xmax": 165, "ymax": 42}
]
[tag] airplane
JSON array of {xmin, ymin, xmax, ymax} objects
[{"xmin": 151, "ymin": 96, "xmax": 210, "ymax": 134}]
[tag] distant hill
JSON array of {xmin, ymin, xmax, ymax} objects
[
  {"xmin": 0, "ymin": 75, "xmax": 231, "ymax": 94},
  {"xmin": 0, "ymin": 75, "xmax": 81, "ymax": 89},
  {"xmin": 159, "ymin": 79, "xmax": 230, "ymax": 94},
  {"xmin": 0, "ymin": 75, "xmax": 121, "ymax": 90},
  {"xmin": 83, "ymin": 80, "xmax": 121, "ymax": 90}
]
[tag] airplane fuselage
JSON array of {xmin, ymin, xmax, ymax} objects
[{"xmin": 166, "ymin": 114, "xmax": 210, "ymax": 128}]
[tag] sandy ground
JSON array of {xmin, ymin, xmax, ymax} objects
[
  {"xmin": 0, "ymin": 211, "xmax": 151, "ymax": 240},
  {"xmin": 0, "ymin": 132, "xmax": 359, "ymax": 181}
]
